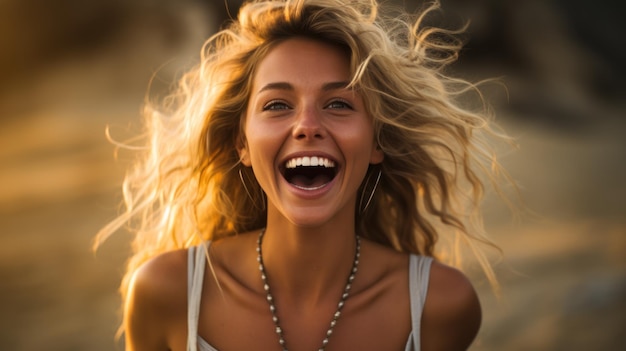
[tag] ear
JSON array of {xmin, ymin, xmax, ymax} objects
[
  {"xmin": 369, "ymin": 143, "xmax": 384, "ymax": 164},
  {"xmin": 236, "ymin": 137, "xmax": 252, "ymax": 166}
]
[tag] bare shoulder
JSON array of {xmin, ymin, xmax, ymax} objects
[
  {"xmin": 421, "ymin": 261, "xmax": 482, "ymax": 351},
  {"xmin": 124, "ymin": 249, "xmax": 189, "ymax": 351},
  {"xmin": 129, "ymin": 248, "xmax": 189, "ymax": 307}
]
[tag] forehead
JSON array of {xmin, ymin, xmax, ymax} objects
[{"xmin": 252, "ymin": 38, "xmax": 352, "ymax": 89}]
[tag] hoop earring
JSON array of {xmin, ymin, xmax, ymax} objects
[
  {"xmin": 359, "ymin": 168, "xmax": 381, "ymax": 214},
  {"xmin": 239, "ymin": 168, "xmax": 266, "ymax": 211}
]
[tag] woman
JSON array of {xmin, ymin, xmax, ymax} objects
[{"xmin": 97, "ymin": 0, "xmax": 510, "ymax": 350}]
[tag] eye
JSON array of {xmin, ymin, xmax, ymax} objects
[
  {"xmin": 263, "ymin": 100, "xmax": 291, "ymax": 111},
  {"xmin": 325, "ymin": 99, "xmax": 353, "ymax": 110}
]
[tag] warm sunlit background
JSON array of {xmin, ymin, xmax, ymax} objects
[{"xmin": 1, "ymin": 0, "xmax": 624, "ymax": 350}]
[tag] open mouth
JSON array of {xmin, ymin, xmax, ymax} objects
[{"xmin": 282, "ymin": 156, "xmax": 338, "ymax": 190}]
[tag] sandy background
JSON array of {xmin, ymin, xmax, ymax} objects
[{"xmin": 1, "ymin": 1, "xmax": 624, "ymax": 350}]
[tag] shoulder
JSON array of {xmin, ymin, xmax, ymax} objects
[
  {"xmin": 128, "ymin": 248, "xmax": 189, "ymax": 306},
  {"xmin": 124, "ymin": 249, "xmax": 190, "ymax": 350},
  {"xmin": 421, "ymin": 261, "xmax": 482, "ymax": 351}
]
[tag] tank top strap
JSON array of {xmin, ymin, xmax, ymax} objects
[
  {"xmin": 187, "ymin": 242, "xmax": 210, "ymax": 351},
  {"xmin": 408, "ymin": 254, "xmax": 433, "ymax": 351}
]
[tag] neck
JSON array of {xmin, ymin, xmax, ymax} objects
[{"xmin": 260, "ymin": 212, "xmax": 358, "ymax": 306}]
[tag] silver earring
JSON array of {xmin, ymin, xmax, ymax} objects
[
  {"xmin": 239, "ymin": 168, "xmax": 266, "ymax": 211},
  {"xmin": 359, "ymin": 169, "xmax": 381, "ymax": 214}
]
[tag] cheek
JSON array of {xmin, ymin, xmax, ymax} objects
[
  {"xmin": 338, "ymin": 122, "xmax": 376, "ymax": 154},
  {"xmin": 244, "ymin": 123, "xmax": 280, "ymax": 164}
]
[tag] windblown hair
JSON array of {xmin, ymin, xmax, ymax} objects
[{"xmin": 96, "ymin": 0, "xmax": 512, "ymax": 303}]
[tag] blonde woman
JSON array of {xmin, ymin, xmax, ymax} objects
[{"xmin": 97, "ymin": 0, "xmax": 511, "ymax": 350}]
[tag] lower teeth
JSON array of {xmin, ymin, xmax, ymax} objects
[{"xmin": 292, "ymin": 183, "xmax": 328, "ymax": 191}]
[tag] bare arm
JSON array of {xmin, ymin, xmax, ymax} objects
[{"xmin": 421, "ymin": 261, "xmax": 482, "ymax": 350}]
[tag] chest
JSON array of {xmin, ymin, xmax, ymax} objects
[{"xmin": 196, "ymin": 274, "xmax": 412, "ymax": 351}]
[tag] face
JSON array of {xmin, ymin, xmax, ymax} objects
[{"xmin": 239, "ymin": 38, "xmax": 383, "ymax": 227}]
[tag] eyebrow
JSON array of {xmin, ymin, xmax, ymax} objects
[{"xmin": 258, "ymin": 81, "xmax": 351, "ymax": 93}]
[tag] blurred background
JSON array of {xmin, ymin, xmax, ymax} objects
[{"xmin": 0, "ymin": 0, "xmax": 624, "ymax": 350}]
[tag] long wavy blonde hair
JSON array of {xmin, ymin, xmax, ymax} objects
[{"xmin": 96, "ymin": 0, "xmax": 512, "ymax": 304}]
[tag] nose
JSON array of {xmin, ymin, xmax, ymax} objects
[{"xmin": 292, "ymin": 105, "xmax": 326, "ymax": 141}]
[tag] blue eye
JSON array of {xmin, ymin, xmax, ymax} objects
[
  {"xmin": 326, "ymin": 99, "xmax": 352, "ymax": 110},
  {"xmin": 263, "ymin": 100, "xmax": 291, "ymax": 111}
]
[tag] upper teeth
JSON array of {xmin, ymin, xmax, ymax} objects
[{"xmin": 285, "ymin": 156, "xmax": 335, "ymax": 169}]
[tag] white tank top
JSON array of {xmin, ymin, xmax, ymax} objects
[{"xmin": 186, "ymin": 242, "xmax": 432, "ymax": 351}]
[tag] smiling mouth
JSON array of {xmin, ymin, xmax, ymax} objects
[{"xmin": 282, "ymin": 156, "xmax": 338, "ymax": 190}]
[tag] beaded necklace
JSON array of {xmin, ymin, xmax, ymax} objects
[{"xmin": 256, "ymin": 230, "xmax": 361, "ymax": 351}]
